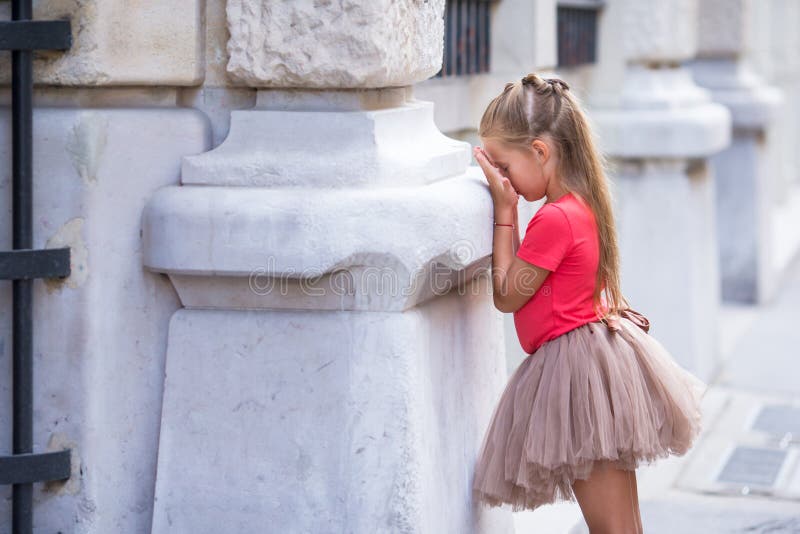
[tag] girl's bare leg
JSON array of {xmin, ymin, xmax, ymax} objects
[
  {"xmin": 627, "ymin": 469, "xmax": 643, "ymax": 533},
  {"xmin": 570, "ymin": 460, "xmax": 642, "ymax": 534}
]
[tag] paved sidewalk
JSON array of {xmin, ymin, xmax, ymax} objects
[{"xmin": 514, "ymin": 254, "xmax": 800, "ymax": 533}]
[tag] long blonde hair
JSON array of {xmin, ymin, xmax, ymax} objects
[{"xmin": 479, "ymin": 72, "xmax": 629, "ymax": 320}]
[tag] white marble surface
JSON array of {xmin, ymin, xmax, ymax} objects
[
  {"xmin": 611, "ymin": 158, "xmax": 721, "ymax": 381},
  {"xmin": 151, "ymin": 284, "xmax": 514, "ymax": 533},
  {"xmin": 0, "ymin": 107, "xmax": 210, "ymax": 533},
  {"xmin": 142, "ymin": 168, "xmax": 493, "ymax": 312},
  {"xmin": 689, "ymin": 1, "xmax": 785, "ymax": 304},
  {"xmin": 179, "ymin": 99, "xmax": 471, "ymax": 187}
]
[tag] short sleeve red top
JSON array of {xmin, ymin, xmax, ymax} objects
[{"xmin": 513, "ymin": 191, "xmax": 606, "ymax": 354}]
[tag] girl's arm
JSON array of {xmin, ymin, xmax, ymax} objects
[
  {"xmin": 492, "ymin": 205, "xmax": 549, "ymax": 313},
  {"xmin": 473, "ymin": 146, "xmax": 549, "ymax": 312}
]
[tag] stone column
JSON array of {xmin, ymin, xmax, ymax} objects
[
  {"xmin": 745, "ymin": 0, "xmax": 800, "ymax": 193},
  {"xmin": 687, "ymin": 0, "xmax": 782, "ymax": 304},
  {"xmin": 143, "ymin": 2, "xmax": 512, "ymax": 532},
  {"xmin": 590, "ymin": 0, "xmax": 732, "ymax": 381},
  {"xmin": 743, "ymin": 0, "xmax": 800, "ymax": 281}
]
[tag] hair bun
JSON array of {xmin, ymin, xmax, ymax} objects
[
  {"xmin": 546, "ymin": 77, "xmax": 570, "ymax": 91},
  {"xmin": 521, "ymin": 73, "xmax": 540, "ymax": 87},
  {"xmin": 520, "ymin": 73, "xmax": 570, "ymax": 93}
]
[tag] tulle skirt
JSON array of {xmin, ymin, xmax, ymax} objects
[{"xmin": 471, "ymin": 314, "xmax": 707, "ymax": 512}]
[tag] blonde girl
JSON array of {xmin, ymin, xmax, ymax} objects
[{"xmin": 470, "ymin": 73, "xmax": 706, "ymax": 533}]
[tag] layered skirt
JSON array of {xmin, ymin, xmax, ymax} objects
[{"xmin": 471, "ymin": 311, "xmax": 707, "ymax": 512}]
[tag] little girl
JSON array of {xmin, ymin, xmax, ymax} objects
[{"xmin": 470, "ymin": 73, "xmax": 707, "ymax": 533}]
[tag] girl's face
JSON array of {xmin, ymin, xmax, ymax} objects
[{"xmin": 480, "ymin": 136, "xmax": 560, "ymax": 203}]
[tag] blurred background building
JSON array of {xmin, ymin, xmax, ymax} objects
[
  {"xmin": 416, "ymin": 0, "xmax": 800, "ymax": 380},
  {"xmin": 1, "ymin": 0, "xmax": 798, "ymax": 532}
]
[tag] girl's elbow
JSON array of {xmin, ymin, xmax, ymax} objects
[{"xmin": 493, "ymin": 295, "xmax": 511, "ymax": 313}]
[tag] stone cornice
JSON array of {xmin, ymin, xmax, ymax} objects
[{"xmin": 142, "ymin": 167, "xmax": 494, "ymax": 311}]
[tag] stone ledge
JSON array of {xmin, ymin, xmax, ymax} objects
[
  {"xmin": 181, "ymin": 99, "xmax": 471, "ymax": 187},
  {"xmin": 592, "ymin": 103, "xmax": 732, "ymax": 158},
  {"xmin": 687, "ymin": 59, "xmax": 783, "ymax": 130},
  {"xmin": 141, "ymin": 167, "xmax": 494, "ymax": 311}
]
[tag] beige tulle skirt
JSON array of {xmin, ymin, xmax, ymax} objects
[{"xmin": 472, "ymin": 314, "xmax": 707, "ymax": 512}]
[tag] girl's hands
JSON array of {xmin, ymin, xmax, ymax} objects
[{"xmin": 473, "ymin": 146, "xmax": 520, "ymax": 218}]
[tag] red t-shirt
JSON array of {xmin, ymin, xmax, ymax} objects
[{"xmin": 513, "ymin": 191, "xmax": 606, "ymax": 354}]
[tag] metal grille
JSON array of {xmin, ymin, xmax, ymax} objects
[
  {"xmin": 716, "ymin": 446, "xmax": 788, "ymax": 487},
  {"xmin": 557, "ymin": 0, "xmax": 604, "ymax": 67},
  {"xmin": 436, "ymin": 0, "xmax": 492, "ymax": 78},
  {"xmin": 751, "ymin": 404, "xmax": 800, "ymax": 439}
]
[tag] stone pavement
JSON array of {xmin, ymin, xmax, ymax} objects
[{"xmin": 513, "ymin": 253, "xmax": 800, "ymax": 533}]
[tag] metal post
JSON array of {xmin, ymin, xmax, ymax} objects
[
  {"xmin": 11, "ymin": 0, "xmax": 34, "ymax": 530},
  {"xmin": 0, "ymin": 5, "xmax": 72, "ymax": 531}
]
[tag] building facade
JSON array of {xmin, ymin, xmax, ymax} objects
[{"xmin": 1, "ymin": 0, "xmax": 798, "ymax": 532}]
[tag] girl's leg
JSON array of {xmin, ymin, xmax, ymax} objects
[
  {"xmin": 570, "ymin": 460, "xmax": 642, "ymax": 534},
  {"xmin": 627, "ymin": 469, "xmax": 643, "ymax": 534}
]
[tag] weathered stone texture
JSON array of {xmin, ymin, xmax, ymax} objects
[
  {"xmin": 0, "ymin": 0, "xmax": 203, "ymax": 86},
  {"xmin": 697, "ymin": 0, "xmax": 748, "ymax": 57},
  {"xmin": 225, "ymin": 0, "xmax": 445, "ymax": 88},
  {"xmin": 622, "ymin": 0, "xmax": 698, "ymax": 63}
]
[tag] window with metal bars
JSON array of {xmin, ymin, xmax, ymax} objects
[
  {"xmin": 435, "ymin": 0, "xmax": 492, "ymax": 78},
  {"xmin": 557, "ymin": 0, "xmax": 605, "ymax": 67}
]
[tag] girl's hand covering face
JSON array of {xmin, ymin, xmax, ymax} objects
[{"xmin": 473, "ymin": 146, "xmax": 520, "ymax": 211}]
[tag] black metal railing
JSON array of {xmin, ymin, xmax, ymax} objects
[
  {"xmin": 0, "ymin": 1, "xmax": 72, "ymax": 532},
  {"xmin": 436, "ymin": 0, "xmax": 492, "ymax": 78},
  {"xmin": 557, "ymin": 0, "xmax": 605, "ymax": 67}
]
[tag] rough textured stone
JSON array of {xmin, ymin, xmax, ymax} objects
[
  {"xmin": 0, "ymin": 0, "xmax": 203, "ymax": 86},
  {"xmin": 622, "ymin": 0, "xmax": 698, "ymax": 63},
  {"xmin": 225, "ymin": 0, "xmax": 445, "ymax": 88},
  {"xmin": 696, "ymin": 0, "xmax": 748, "ymax": 58}
]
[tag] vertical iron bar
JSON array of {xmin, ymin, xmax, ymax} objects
[
  {"xmin": 476, "ymin": 2, "xmax": 483, "ymax": 73},
  {"xmin": 483, "ymin": 4, "xmax": 492, "ymax": 72},
  {"xmin": 459, "ymin": 0, "xmax": 467, "ymax": 76},
  {"xmin": 11, "ymin": 0, "xmax": 34, "ymax": 532},
  {"xmin": 467, "ymin": 0, "xmax": 474, "ymax": 74},
  {"xmin": 448, "ymin": 1, "xmax": 456, "ymax": 77}
]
